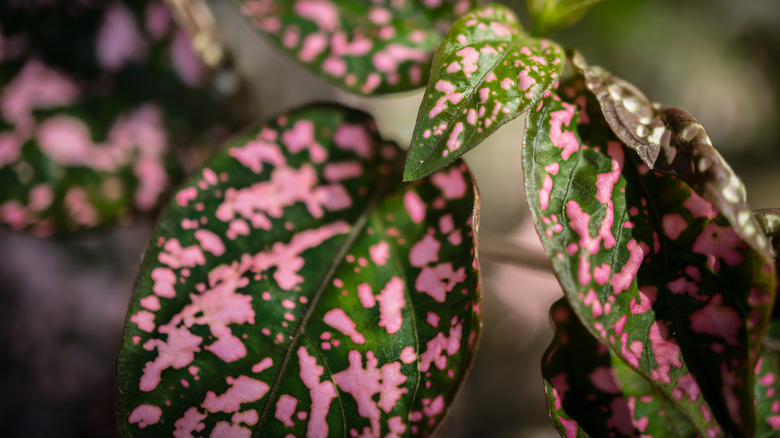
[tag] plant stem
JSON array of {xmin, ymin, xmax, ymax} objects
[{"xmin": 478, "ymin": 232, "xmax": 553, "ymax": 272}]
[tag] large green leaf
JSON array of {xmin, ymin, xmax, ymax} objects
[
  {"xmin": 543, "ymin": 299, "xmax": 698, "ymax": 437},
  {"xmin": 404, "ymin": 4, "xmax": 564, "ymax": 181},
  {"xmin": 527, "ymin": 0, "xmax": 605, "ymax": 36},
  {"xmin": 116, "ymin": 103, "xmax": 481, "ymax": 437},
  {"xmin": 235, "ymin": 0, "xmax": 474, "ymax": 95},
  {"xmin": 572, "ymin": 51, "xmax": 773, "ymax": 261},
  {"xmin": 524, "ymin": 70, "xmax": 776, "ymax": 436},
  {"xmin": 0, "ymin": 0, "xmax": 242, "ymax": 235}
]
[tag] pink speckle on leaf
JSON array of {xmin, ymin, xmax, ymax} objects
[
  {"xmin": 428, "ymin": 80, "xmax": 465, "ymax": 119},
  {"xmin": 419, "ymin": 320, "xmax": 462, "ymax": 372},
  {"xmin": 549, "ymin": 102, "xmax": 579, "ymax": 160},
  {"xmin": 692, "ymin": 223, "xmax": 744, "ymax": 272},
  {"xmin": 690, "ymin": 295, "xmax": 742, "ymax": 347},
  {"xmin": 97, "ymin": 4, "xmax": 146, "ymax": 70},
  {"xmin": 333, "ymin": 350, "xmax": 408, "ymax": 437},
  {"xmin": 252, "ymin": 357, "xmax": 273, "ymax": 373},
  {"xmin": 662, "ymin": 213, "xmax": 688, "ymax": 240},
  {"xmin": 400, "ymin": 347, "xmax": 416, "ymax": 364},
  {"xmin": 131, "ymin": 310, "xmax": 155, "ymax": 333},
  {"xmin": 648, "ymin": 321, "xmax": 683, "ymax": 384},
  {"xmin": 357, "ymin": 283, "xmax": 375, "ymax": 308},
  {"xmin": 426, "ymin": 311, "xmax": 440, "ymax": 328},
  {"xmin": 129, "ymin": 404, "xmax": 162, "ymax": 429},
  {"xmin": 610, "ymin": 240, "xmax": 648, "ymax": 295},
  {"xmin": 229, "ymin": 139, "xmax": 285, "ymax": 174},
  {"xmin": 410, "ymin": 234, "xmax": 440, "ymax": 267},
  {"xmin": 151, "ymin": 267, "xmax": 176, "ymax": 297},
  {"xmin": 415, "ymin": 263, "xmax": 467, "ymax": 303},
  {"xmin": 282, "ymin": 120, "xmax": 327, "ymax": 162},
  {"xmin": 377, "ymin": 277, "xmax": 406, "ymax": 334},
  {"xmin": 275, "ymin": 395, "xmax": 298, "ymax": 427},
  {"xmin": 589, "ymin": 367, "xmax": 620, "ymax": 394},
  {"xmin": 539, "ymin": 175, "xmax": 553, "ymax": 210},
  {"xmin": 158, "ymin": 238, "xmax": 205, "ymax": 269},
  {"xmin": 518, "ymin": 69, "xmax": 536, "ymax": 91},
  {"xmin": 202, "ymin": 376, "xmax": 269, "ymax": 413},
  {"xmin": 333, "ymin": 123, "xmax": 373, "ymax": 159},
  {"xmin": 404, "ymin": 191, "xmax": 426, "ymax": 223},
  {"xmin": 297, "ymin": 347, "xmax": 337, "ymax": 438},
  {"xmin": 431, "ymin": 167, "xmax": 467, "ymax": 199},
  {"xmin": 323, "ymin": 308, "xmax": 366, "ymax": 344},
  {"xmin": 140, "ymin": 325, "xmax": 203, "ymax": 392},
  {"xmin": 194, "ymin": 229, "xmax": 225, "ymax": 257},
  {"xmin": 369, "ymin": 241, "xmax": 390, "ymax": 266}
]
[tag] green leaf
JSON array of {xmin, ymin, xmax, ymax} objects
[
  {"xmin": 0, "ymin": 1, "xmax": 241, "ymax": 235},
  {"xmin": 116, "ymin": 103, "xmax": 481, "ymax": 437},
  {"xmin": 524, "ymin": 70, "xmax": 776, "ymax": 436},
  {"xmin": 543, "ymin": 298, "xmax": 698, "ymax": 437},
  {"xmin": 572, "ymin": 50, "xmax": 773, "ymax": 262},
  {"xmin": 755, "ymin": 321, "xmax": 780, "ymax": 437},
  {"xmin": 404, "ymin": 4, "xmax": 564, "ymax": 181},
  {"xmin": 235, "ymin": 0, "xmax": 474, "ymax": 95},
  {"xmin": 527, "ymin": 0, "xmax": 605, "ymax": 36}
]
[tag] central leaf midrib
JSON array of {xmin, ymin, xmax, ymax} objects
[{"xmin": 253, "ymin": 175, "xmax": 396, "ymax": 437}]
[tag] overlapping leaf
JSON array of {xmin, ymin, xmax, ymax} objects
[
  {"xmin": 0, "ymin": 0, "xmax": 242, "ymax": 235},
  {"xmin": 235, "ymin": 0, "xmax": 474, "ymax": 95},
  {"xmin": 524, "ymin": 70, "xmax": 776, "ymax": 436},
  {"xmin": 404, "ymin": 4, "xmax": 564, "ymax": 181},
  {"xmin": 116, "ymin": 104, "xmax": 481, "ymax": 437},
  {"xmin": 572, "ymin": 51, "xmax": 773, "ymax": 260},
  {"xmin": 543, "ymin": 299, "xmax": 698, "ymax": 437},
  {"xmin": 755, "ymin": 321, "xmax": 780, "ymax": 437}
]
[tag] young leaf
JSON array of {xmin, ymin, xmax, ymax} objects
[
  {"xmin": 116, "ymin": 103, "xmax": 481, "ymax": 437},
  {"xmin": 572, "ymin": 51, "xmax": 773, "ymax": 261},
  {"xmin": 404, "ymin": 4, "xmax": 564, "ymax": 181},
  {"xmin": 527, "ymin": 0, "xmax": 605, "ymax": 36},
  {"xmin": 236, "ymin": 0, "xmax": 474, "ymax": 95},
  {"xmin": 524, "ymin": 71, "xmax": 776, "ymax": 436},
  {"xmin": 0, "ymin": 1, "xmax": 242, "ymax": 235},
  {"xmin": 543, "ymin": 298, "xmax": 698, "ymax": 437}
]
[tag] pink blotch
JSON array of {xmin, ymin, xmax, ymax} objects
[
  {"xmin": 357, "ymin": 283, "xmax": 375, "ymax": 308},
  {"xmin": 297, "ymin": 347, "xmax": 339, "ymax": 437},
  {"xmin": 630, "ymin": 286, "xmax": 657, "ymax": 315},
  {"xmin": 668, "ymin": 277, "xmax": 699, "ymax": 296},
  {"xmin": 690, "ymin": 295, "xmax": 742, "ymax": 347},
  {"xmin": 419, "ymin": 321, "xmax": 462, "ymax": 372},
  {"xmin": 232, "ymin": 410, "xmax": 259, "ymax": 426},
  {"xmin": 252, "ymin": 357, "xmax": 273, "ymax": 373},
  {"xmin": 692, "ymin": 223, "xmax": 744, "ymax": 272},
  {"xmin": 648, "ymin": 322, "xmax": 683, "ymax": 384},
  {"xmin": 171, "ymin": 30, "xmax": 207, "ymax": 86},
  {"xmin": 202, "ymin": 376, "xmax": 269, "ymax": 413},
  {"xmin": 129, "ymin": 404, "xmax": 162, "ymax": 429},
  {"xmin": 173, "ymin": 407, "xmax": 206, "ymax": 437},
  {"xmin": 431, "ymin": 167, "xmax": 467, "ymax": 199},
  {"xmin": 323, "ymin": 161, "xmax": 362, "ymax": 181},
  {"xmin": 97, "ymin": 4, "xmax": 146, "ymax": 70},
  {"xmin": 404, "ymin": 191, "xmax": 426, "ymax": 223},
  {"xmin": 455, "ymin": 46, "xmax": 479, "ymax": 78},
  {"xmin": 549, "ymin": 102, "xmax": 579, "ymax": 160},
  {"xmin": 140, "ymin": 325, "xmax": 203, "ymax": 392},
  {"xmin": 676, "ymin": 373, "xmax": 702, "ymax": 402},
  {"xmin": 140, "ymin": 295, "xmax": 161, "ymax": 311},
  {"xmin": 410, "ymin": 234, "xmax": 440, "ymax": 267},
  {"xmin": 415, "ymin": 263, "xmax": 467, "ymax": 303},
  {"xmin": 282, "ymin": 120, "xmax": 327, "ymax": 162},
  {"xmin": 428, "ymin": 80, "xmax": 465, "ymax": 119},
  {"xmin": 211, "ymin": 422, "xmax": 251, "ymax": 438},
  {"xmin": 662, "ymin": 213, "xmax": 688, "ymax": 240},
  {"xmin": 439, "ymin": 215, "xmax": 454, "ymax": 234},
  {"xmin": 377, "ymin": 277, "xmax": 406, "ymax": 334},
  {"xmin": 194, "ymin": 229, "xmax": 225, "ymax": 257},
  {"xmin": 400, "ymin": 347, "xmax": 416, "ymax": 364},
  {"xmin": 323, "ymin": 308, "xmax": 365, "ymax": 344},
  {"xmin": 590, "ymin": 367, "xmax": 620, "ymax": 394},
  {"xmin": 539, "ymin": 175, "xmax": 553, "ymax": 210},
  {"xmin": 614, "ymin": 314, "xmax": 627, "ymax": 336},
  {"xmin": 176, "ymin": 187, "xmax": 198, "ymax": 207},
  {"xmin": 228, "ymin": 138, "xmax": 285, "ymax": 174},
  {"xmin": 593, "ymin": 264, "xmax": 610, "ymax": 285},
  {"xmin": 578, "ymin": 252, "xmax": 592, "ymax": 285},
  {"xmin": 560, "ymin": 417, "xmax": 579, "ymax": 438},
  {"xmin": 610, "ymin": 240, "xmax": 649, "ymax": 295},
  {"xmin": 226, "ymin": 219, "xmax": 250, "ymax": 240},
  {"xmin": 583, "ymin": 289, "xmax": 603, "ymax": 318},
  {"xmin": 566, "ymin": 201, "xmax": 601, "ymax": 255},
  {"xmin": 158, "ymin": 238, "xmax": 205, "ymax": 269},
  {"xmin": 333, "ymin": 350, "xmax": 408, "ymax": 437},
  {"xmin": 446, "ymin": 122, "xmax": 464, "ymax": 153},
  {"xmin": 518, "ymin": 69, "xmax": 536, "ymax": 91},
  {"xmin": 333, "ymin": 123, "xmax": 373, "ymax": 159},
  {"xmin": 684, "ymin": 191, "xmax": 718, "ymax": 219},
  {"xmin": 422, "ymin": 395, "xmax": 445, "ymax": 419},
  {"xmin": 275, "ymin": 394, "xmax": 298, "ymax": 427},
  {"xmin": 1, "ymin": 59, "xmax": 79, "ymax": 129},
  {"xmin": 131, "ymin": 310, "xmax": 155, "ymax": 332},
  {"xmin": 426, "ymin": 311, "xmax": 440, "ymax": 328}
]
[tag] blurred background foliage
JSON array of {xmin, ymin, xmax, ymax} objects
[{"xmin": 0, "ymin": 0, "xmax": 778, "ymax": 437}]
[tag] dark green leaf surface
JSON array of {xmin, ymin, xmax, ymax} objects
[
  {"xmin": 572, "ymin": 51, "xmax": 773, "ymax": 261},
  {"xmin": 116, "ymin": 104, "xmax": 481, "ymax": 437},
  {"xmin": 404, "ymin": 4, "xmax": 564, "ymax": 181},
  {"xmin": 0, "ymin": 0, "xmax": 242, "ymax": 235},
  {"xmin": 543, "ymin": 299, "xmax": 698, "ymax": 437},
  {"xmin": 524, "ymin": 71, "xmax": 776, "ymax": 436},
  {"xmin": 235, "ymin": 0, "xmax": 474, "ymax": 95}
]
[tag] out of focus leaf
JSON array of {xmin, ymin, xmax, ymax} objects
[
  {"xmin": 543, "ymin": 298, "xmax": 698, "ymax": 437},
  {"xmin": 527, "ymin": 0, "xmax": 605, "ymax": 36},
  {"xmin": 755, "ymin": 321, "xmax": 780, "ymax": 437},
  {"xmin": 116, "ymin": 103, "xmax": 481, "ymax": 437},
  {"xmin": 404, "ymin": 4, "xmax": 564, "ymax": 181},
  {"xmin": 572, "ymin": 50, "xmax": 773, "ymax": 260},
  {"xmin": 235, "ymin": 0, "xmax": 474, "ymax": 95},
  {"xmin": 524, "ymin": 69, "xmax": 776, "ymax": 436},
  {"xmin": 0, "ymin": 0, "xmax": 243, "ymax": 235}
]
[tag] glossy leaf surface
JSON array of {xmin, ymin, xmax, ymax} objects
[
  {"xmin": 236, "ymin": 0, "xmax": 473, "ymax": 95},
  {"xmin": 543, "ymin": 299, "xmax": 698, "ymax": 437},
  {"xmin": 0, "ymin": 0, "xmax": 242, "ymax": 235},
  {"xmin": 572, "ymin": 51, "xmax": 772, "ymax": 260},
  {"xmin": 116, "ymin": 104, "xmax": 481, "ymax": 437},
  {"xmin": 404, "ymin": 4, "xmax": 564, "ymax": 181},
  {"xmin": 524, "ymin": 71, "xmax": 776, "ymax": 436}
]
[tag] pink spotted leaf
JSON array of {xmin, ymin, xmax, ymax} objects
[
  {"xmin": 116, "ymin": 103, "xmax": 481, "ymax": 437},
  {"xmin": 755, "ymin": 321, "xmax": 780, "ymax": 437},
  {"xmin": 404, "ymin": 3, "xmax": 564, "ymax": 181},
  {"xmin": 0, "ymin": 0, "xmax": 244, "ymax": 235},
  {"xmin": 572, "ymin": 51, "xmax": 773, "ymax": 262},
  {"xmin": 524, "ymin": 68, "xmax": 776, "ymax": 436},
  {"xmin": 543, "ymin": 298, "xmax": 698, "ymax": 437},
  {"xmin": 235, "ymin": 0, "xmax": 474, "ymax": 95}
]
